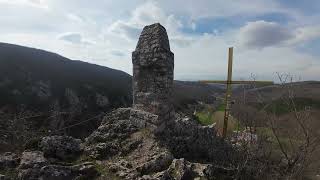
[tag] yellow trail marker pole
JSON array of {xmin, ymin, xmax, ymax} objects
[{"xmin": 222, "ymin": 47, "xmax": 233, "ymax": 139}]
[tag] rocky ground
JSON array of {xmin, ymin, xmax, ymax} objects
[{"xmin": 0, "ymin": 108, "xmax": 250, "ymax": 180}]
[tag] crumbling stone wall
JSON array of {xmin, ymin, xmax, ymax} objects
[{"xmin": 132, "ymin": 23, "xmax": 174, "ymax": 125}]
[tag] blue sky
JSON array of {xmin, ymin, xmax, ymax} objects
[{"xmin": 0, "ymin": 0, "xmax": 319, "ymax": 81}]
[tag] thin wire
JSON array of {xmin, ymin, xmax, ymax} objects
[
  {"xmin": 3, "ymin": 111, "xmax": 69, "ymax": 122},
  {"xmin": 50, "ymin": 113, "xmax": 104, "ymax": 133},
  {"xmin": 0, "ymin": 112, "xmax": 105, "ymax": 134}
]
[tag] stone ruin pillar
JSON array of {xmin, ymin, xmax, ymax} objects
[{"xmin": 132, "ymin": 23, "xmax": 175, "ymax": 125}]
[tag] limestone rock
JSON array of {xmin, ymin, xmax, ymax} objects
[
  {"xmin": 95, "ymin": 93, "xmax": 110, "ymax": 107},
  {"xmin": 30, "ymin": 80, "xmax": 51, "ymax": 100},
  {"xmin": 84, "ymin": 107, "xmax": 176, "ymax": 162},
  {"xmin": 138, "ymin": 158, "xmax": 210, "ymax": 180},
  {"xmin": 108, "ymin": 159, "xmax": 138, "ymax": 179},
  {"xmin": 139, "ymin": 172, "xmax": 167, "ymax": 180},
  {"xmin": 132, "ymin": 23, "xmax": 175, "ymax": 125},
  {"xmin": 65, "ymin": 88, "xmax": 80, "ymax": 107},
  {"xmin": 129, "ymin": 108, "xmax": 159, "ymax": 129},
  {"xmin": 83, "ymin": 104, "xmax": 234, "ymax": 179},
  {"xmin": 101, "ymin": 108, "xmax": 132, "ymax": 124},
  {"xmin": 84, "ymin": 108, "xmax": 140, "ymax": 159},
  {"xmin": 18, "ymin": 151, "xmax": 47, "ymax": 169},
  {"xmin": 18, "ymin": 151, "xmax": 48, "ymax": 180},
  {"xmin": 83, "ymin": 107, "xmax": 176, "ymax": 179},
  {"xmin": 157, "ymin": 117, "xmax": 236, "ymax": 163},
  {"xmin": 136, "ymin": 150, "xmax": 174, "ymax": 175},
  {"xmin": 40, "ymin": 165, "xmax": 74, "ymax": 180},
  {"xmin": 84, "ymin": 142, "xmax": 119, "ymax": 159},
  {"xmin": 0, "ymin": 152, "xmax": 20, "ymax": 169},
  {"xmin": 105, "ymin": 139, "xmax": 173, "ymax": 180},
  {"xmin": 73, "ymin": 162, "xmax": 99, "ymax": 179},
  {"xmin": 40, "ymin": 136, "xmax": 82, "ymax": 161},
  {"xmin": 164, "ymin": 158, "xmax": 194, "ymax": 179},
  {"xmin": 39, "ymin": 162, "xmax": 99, "ymax": 180}
]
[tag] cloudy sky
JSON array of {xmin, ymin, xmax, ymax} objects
[{"xmin": 0, "ymin": 0, "xmax": 319, "ymax": 81}]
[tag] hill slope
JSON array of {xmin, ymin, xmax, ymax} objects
[
  {"xmin": 0, "ymin": 42, "xmax": 132, "ymax": 110},
  {"xmin": 0, "ymin": 43, "xmax": 132, "ymax": 144}
]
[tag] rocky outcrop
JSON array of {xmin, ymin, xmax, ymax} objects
[
  {"xmin": 15, "ymin": 150, "xmax": 99, "ymax": 180},
  {"xmin": 18, "ymin": 151, "xmax": 47, "ymax": 170},
  {"xmin": 18, "ymin": 151, "xmax": 48, "ymax": 180},
  {"xmin": 84, "ymin": 107, "xmax": 174, "ymax": 159},
  {"xmin": 136, "ymin": 150, "xmax": 174, "ymax": 175},
  {"xmin": 132, "ymin": 23, "xmax": 175, "ymax": 125},
  {"xmin": 40, "ymin": 136, "xmax": 82, "ymax": 161},
  {"xmin": 164, "ymin": 158, "xmax": 196, "ymax": 179},
  {"xmin": 84, "ymin": 108, "xmax": 140, "ymax": 159},
  {"xmin": 81, "ymin": 106, "xmax": 239, "ymax": 179},
  {"xmin": 0, "ymin": 105, "xmax": 238, "ymax": 179},
  {"xmin": 40, "ymin": 162, "xmax": 99, "ymax": 180},
  {"xmin": 156, "ymin": 117, "xmax": 236, "ymax": 163},
  {"xmin": 0, "ymin": 152, "xmax": 20, "ymax": 169},
  {"xmin": 83, "ymin": 108, "xmax": 174, "ymax": 179},
  {"xmin": 139, "ymin": 158, "xmax": 219, "ymax": 180},
  {"xmin": 95, "ymin": 93, "xmax": 110, "ymax": 107}
]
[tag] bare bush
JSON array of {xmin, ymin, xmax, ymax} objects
[{"xmin": 232, "ymin": 73, "xmax": 320, "ymax": 179}]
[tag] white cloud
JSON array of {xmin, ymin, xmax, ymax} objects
[
  {"xmin": 106, "ymin": 1, "xmax": 183, "ymax": 42},
  {"xmin": 108, "ymin": 21, "xmax": 141, "ymax": 41},
  {"xmin": 234, "ymin": 46, "xmax": 319, "ymax": 81},
  {"xmin": 238, "ymin": 21, "xmax": 294, "ymax": 49},
  {"xmin": 190, "ymin": 20, "xmax": 196, "ymax": 31},
  {"xmin": 172, "ymin": 32, "xmax": 319, "ymax": 81},
  {"xmin": 110, "ymin": 50, "xmax": 125, "ymax": 57},
  {"xmin": 58, "ymin": 32, "xmax": 94, "ymax": 45},
  {"xmin": 66, "ymin": 13, "xmax": 84, "ymax": 23},
  {"xmin": 290, "ymin": 25, "xmax": 320, "ymax": 45},
  {"xmin": 171, "ymin": 37, "xmax": 195, "ymax": 48},
  {"xmin": 238, "ymin": 21, "xmax": 320, "ymax": 49},
  {"xmin": 0, "ymin": 0, "xmax": 48, "ymax": 9},
  {"xmin": 131, "ymin": 1, "xmax": 167, "ymax": 25},
  {"xmin": 157, "ymin": 0, "xmax": 282, "ymax": 19}
]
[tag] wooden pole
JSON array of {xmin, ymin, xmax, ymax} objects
[{"xmin": 222, "ymin": 47, "xmax": 233, "ymax": 138}]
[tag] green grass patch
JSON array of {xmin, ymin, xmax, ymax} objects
[
  {"xmin": 216, "ymin": 103, "xmax": 226, "ymax": 111},
  {"xmin": 195, "ymin": 103, "xmax": 226, "ymax": 126},
  {"xmin": 195, "ymin": 110, "xmax": 215, "ymax": 126}
]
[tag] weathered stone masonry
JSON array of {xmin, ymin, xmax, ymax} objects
[{"xmin": 132, "ymin": 23, "xmax": 174, "ymax": 125}]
